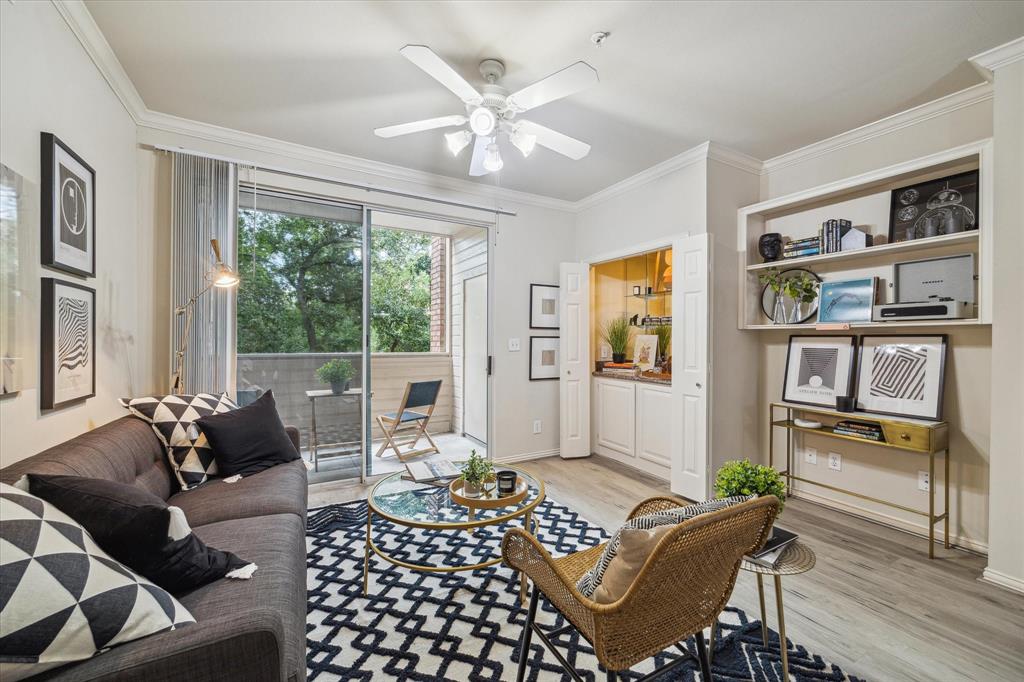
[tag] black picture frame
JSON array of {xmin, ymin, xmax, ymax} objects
[
  {"xmin": 41, "ymin": 278, "xmax": 96, "ymax": 409},
  {"xmin": 41, "ymin": 132, "xmax": 96, "ymax": 278},
  {"xmin": 888, "ymin": 169, "xmax": 978, "ymax": 245},
  {"xmin": 855, "ymin": 334, "xmax": 948, "ymax": 421},
  {"xmin": 529, "ymin": 283, "xmax": 559, "ymax": 330},
  {"xmin": 782, "ymin": 335, "xmax": 858, "ymax": 408},
  {"xmin": 528, "ymin": 336, "xmax": 559, "ymax": 381}
]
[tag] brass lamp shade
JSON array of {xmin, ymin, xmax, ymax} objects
[{"xmin": 209, "ymin": 239, "xmax": 239, "ymax": 288}]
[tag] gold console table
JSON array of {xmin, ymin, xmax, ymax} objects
[{"xmin": 769, "ymin": 401, "xmax": 950, "ymax": 559}]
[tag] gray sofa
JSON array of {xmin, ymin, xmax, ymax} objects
[{"xmin": 0, "ymin": 416, "xmax": 308, "ymax": 682}]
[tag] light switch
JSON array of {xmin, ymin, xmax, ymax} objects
[{"xmin": 508, "ymin": 338, "xmax": 521, "ymax": 352}]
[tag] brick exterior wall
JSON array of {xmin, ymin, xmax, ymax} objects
[{"xmin": 430, "ymin": 236, "xmax": 448, "ymax": 352}]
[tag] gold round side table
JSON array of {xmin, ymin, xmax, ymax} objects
[{"xmin": 740, "ymin": 540, "xmax": 817, "ymax": 682}]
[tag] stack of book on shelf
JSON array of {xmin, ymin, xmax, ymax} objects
[
  {"xmin": 601, "ymin": 362, "xmax": 636, "ymax": 377},
  {"xmin": 833, "ymin": 419, "xmax": 885, "ymax": 442},
  {"xmin": 783, "ymin": 236, "xmax": 820, "ymax": 259},
  {"xmin": 818, "ymin": 218, "xmax": 852, "ymax": 254},
  {"xmin": 746, "ymin": 527, "xmax": 798, "ymax": 568}
]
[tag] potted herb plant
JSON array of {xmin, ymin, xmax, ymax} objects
[
  {"xmin": 714, "ymin": 459, "xmax": 787, "ymax": 512},
  {"xmin": 602, "ymin": 316, "xmax": 632, "ymax": 364},
  {"xmin": 316, "ymin": 358, "xmax": 355, "ymax": 395},
  {"xmin": 459, "ymin": 449, "xmax": 493, "ymax": 498}
]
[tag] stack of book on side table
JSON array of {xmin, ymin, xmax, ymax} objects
[
  {"xmin": 783, "ymin": 236, "xmax": 820, "ymax": 259},
  {"xmin": 833, "ymin": 419, "xmax": 885, "ymax": 442},
  {"xmin": 403, "ymin": 459, "xmax": 459, "ymax": 487},
  {"xmin": 746, "ymin": 527, "xmax": 799, "ymax": 568}
]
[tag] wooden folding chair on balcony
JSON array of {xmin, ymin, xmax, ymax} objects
[
  {"xmin": 502, "ymin": 495, "xmax": 779, "ymax": 682},
  {"xmin": 374, "ymin": 379, "xmax": 443, "ymax": 462}
]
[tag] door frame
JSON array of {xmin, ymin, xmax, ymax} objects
[{"xmin": 461, "ymin": 273, "xmax": 488, "ymax": 445}]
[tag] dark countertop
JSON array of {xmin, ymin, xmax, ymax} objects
[{"xmin": 591, "ymin": 371, "xmax": 672, "ymax": 386}]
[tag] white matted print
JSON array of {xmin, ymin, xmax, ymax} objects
[
  {"xmin": 783, "ymin": 335, "xmax": 857, "ymax": 408},
  {"xmin": 530, "ymin": 284, "xmax": 559, "ymax": 329},
  {"xmin": 633, "ymin": 334, "xmax": 658, "ymax": 371},
  {"xmin": 41, "ymin": 278, "xmax": 95, "ymax": 409},
  {"xmin": 529, "ymin": 336, "xmax": 559, "ymax": 381},
  {"xmin": 42, "ymin": 133, "xmax": 95, "ymax": 277},
  {"xmin": 856, "ymin": 335, "xmax": 947, "ymax": 420}
]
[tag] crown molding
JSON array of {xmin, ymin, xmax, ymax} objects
[
  {"xmin": 762, "ymin": 82, "xmax": 993, "ymax": 174},
  {"xmin": 970, "ymin": 36, "xmax": 1024, "ymax": 80},
  {"xmin": 706, "ymin": 142, "xmax": 764, "ymax": 175}
]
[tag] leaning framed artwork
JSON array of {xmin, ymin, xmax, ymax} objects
[
  {"xmin": 856, "ymin": 335, "xmax": 948, "ymax": 420},
  {"xmin": 41, "ymin": 133, "xmax": 96, "ymax": 277},
  {"xmin": 529, "ymin": 284, "xmax": 559, "ymax": 329},
  {"xmin": 782, "ymin": 335, "xmax": 857, "ymax": 408},
  {"xmin": 41, "ymin": 278, "xmax": 96, "ymax": 409},
  {"xmin": 529, "ymin": 336, "xmax": 559, "ymax": 380},
  {"xmin": 817, "ymin": 278, "xmax": 875, "ymax": 324}
]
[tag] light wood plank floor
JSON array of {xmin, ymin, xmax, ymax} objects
[{"xmin": 309, "ymin": 455, "xmax": 1024, "ymax": 682}]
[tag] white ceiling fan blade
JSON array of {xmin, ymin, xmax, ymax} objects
[
  {"xmin": 400, "ymin": 45, "xmax": 483, "ymax": 105},
  {"xmin": 468, "ymin": 135, "xmax": 490, "ymax": 176},
  {"xmin": 516, "ymin": 120, "xmax": 591, "ymax": 160},
  {"xmin": 374, "ymin": 115, "xmax": 467, "ymax": 138},
  {"xmin": 505, "ymin": 61, "xmax": 598, "ymax": 113}
]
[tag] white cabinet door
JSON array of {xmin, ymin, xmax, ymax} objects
[
  {"xmin": 559, "ymin": 263, "xmax": 590, "ymax": 458},
  {"xmin": 595, "ymin": 378, "xmax": 636, "ymax": 457},
  {"xmin": 636, "ymin": 383, "xmax": 672, "ymax": 468}
]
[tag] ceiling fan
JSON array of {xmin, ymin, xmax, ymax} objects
[{"xmin": 374, "ymin": 45, "xmax": 598, "ymax": 176}]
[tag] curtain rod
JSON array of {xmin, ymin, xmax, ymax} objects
[{"xmin": 149, "ymin": 144, "xmax": 517, "ymax": 217}]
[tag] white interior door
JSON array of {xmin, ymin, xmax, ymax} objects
[
  {"xmin": 559, "ymin": 263, "xmax": 590, "ymax": 458},
  {"xmin": 671, "ymin": 234, "xmax": 710, "ymax": 500},
  {"xmin": 463, "ymin": 274, "xmax": 487, "ymax": 443}
]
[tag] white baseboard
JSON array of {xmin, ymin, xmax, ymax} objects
[
  {"xmin": 790, "ymin": 488, "xmax": 988, "ymax": 554},
  {"xmin": 494, "ymin": 448, "xmax": 559, "ymax": 464},
  {"xmin": 980, "ymin": 568, "xmax": 1024, "ymax": 595}
]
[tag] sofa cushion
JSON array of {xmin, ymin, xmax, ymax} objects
[
  {"xmin": 0, "ymin": 483, "xmax": 194, "ymax": 681},
  {"xmin": 167, "ymin": 459, "xmax": 308, "ymax": 527},
  {"xmin": 121, "ymin": 393, "xmax": 237, "ymax": 491},
  {"xmin": 195, "ymin": 390, "xmax": 300, "ymax": 478}
]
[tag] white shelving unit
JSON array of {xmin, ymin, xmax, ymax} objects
[{"xmin": 737, "ymin": 139, "xmax": 993, "ymax": 330}]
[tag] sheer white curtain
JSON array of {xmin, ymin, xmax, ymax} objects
[{"xmin": 170, "ymin": 152, "xmax": 237, "ymax": 395}]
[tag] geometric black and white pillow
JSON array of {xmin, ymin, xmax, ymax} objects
[
  {"xmin": 575, "ymin": 494, "xmax": 754, "ymax": 598},
  {"xmin": 121, "ymin": 393, "xmax": 237, "ymax": 491},
  {"xmin": 0, "ymin": 483, "xmax": 194, "ymax": 682}
]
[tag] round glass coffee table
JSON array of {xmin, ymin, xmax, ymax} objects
[{"xmin": 363, "ymin": 464, "xmax": 545, "ymax": 602}]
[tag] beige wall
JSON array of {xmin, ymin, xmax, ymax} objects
[
  {"xmin": 757, "ymin": 96, "xmax": 995, "ymax": 549},
  {"xmin": 0, "ymin": 2, "xmax": 162, "ymax": 465}
]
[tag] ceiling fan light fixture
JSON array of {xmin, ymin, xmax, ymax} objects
[
  {"xmin": 482, "ymin": 142, "xmax": 504, "ymax": 172},
  {"xmin": 511, "ymin": 128, "xmax": 537, "ymax": 158},
  {"xmin": 444, "ymin": 130, "xmax": 473, "ymax": 156},
  {"xmin": 469, "ymin": 106, "xmax": 497, "ymax": 136}
]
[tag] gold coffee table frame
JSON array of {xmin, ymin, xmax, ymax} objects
[{"xmin": 363, "ymin": 465, "xmax": 546, "ymax": 603}]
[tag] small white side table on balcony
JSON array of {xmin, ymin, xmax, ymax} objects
[{"xmin": 305, "ymin": 388, "xmax": 363, "ymax": 472}]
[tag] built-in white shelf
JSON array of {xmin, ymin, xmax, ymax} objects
[
  {"xmin": 745, "ymin": 230, "xmax": 979, "ymax": 272},
  {"xmin": 742, "ymin": 318, "xmax": 986, "ymax": 331}
]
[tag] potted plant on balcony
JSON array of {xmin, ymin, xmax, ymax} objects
[
  {"xmin": 316, "ymin": 358, "xmax": 355, "ymax": 395},
  {"xmin": 602, "ymin": 316, "xmax": 632, "ymax": 364},
  {"xmin": 458, "ymin": 449, "xmax": 493, "ymax": 498},
  {"xmin": 714, "ymin": 458, "xmax": 787, "ymax": 512}
]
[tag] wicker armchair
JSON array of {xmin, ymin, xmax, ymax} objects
[{"xmin": 501, "ymin": 495, "xmax": 780, "ymax": 681}]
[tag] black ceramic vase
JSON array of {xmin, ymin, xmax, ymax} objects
[{"xmin": 758, "ymin": 233, "xmax": 783, "ymax": 262}]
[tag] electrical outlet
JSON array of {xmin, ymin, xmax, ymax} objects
[
  {"xmin": 804, "ymin": 447, "xmax": 817, "ymax": 465},
  {"xmin": 533, "ymin": 419, "xmax": 542, "ymax": 434},
  {"xmin": 828, "ymin": 452, "xmax": 842, "ymax": 471},
  {"xmin": 508, "ymin": 338, "xmax": 521, "ymax": 352},
  {"xmin": 918, "ymin": 470, "xmax": 930, "ymax": 492}
]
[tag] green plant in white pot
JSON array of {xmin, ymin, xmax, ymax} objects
[
  {"xmin": 316, "ymin": 358, "xmax": 355, "ymax": 395},
  {"xmin": 459, "ymin": 449, "xmax": 493, "ymax": 498}
]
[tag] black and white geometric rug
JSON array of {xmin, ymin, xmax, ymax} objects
[{"xmin": 306, "ymin": 498, "xmax": 863, "ymax": 681}]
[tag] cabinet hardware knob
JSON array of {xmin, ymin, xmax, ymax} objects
[
  {"xmin": 900, "ymin": 433, "xmax": 911, "ymax": 441},
  {"xmin": 696, "ymin": 382, "xmax": 702, "ymax": 389}
]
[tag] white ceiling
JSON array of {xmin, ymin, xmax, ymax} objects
[{"xmin": 85, "ymin": 1, "xmax": 1024, "ymax": 201}]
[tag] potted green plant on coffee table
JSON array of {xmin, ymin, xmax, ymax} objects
[
  {"xmin": 714, "ymin": 458, "xmax": 787, "ymax": 511},
  {"xmin": 316, "ymin": 358, "xmax": 355, "ymax": 395},
  {"xmin": 459, "ymin": 449, "xmax": 493, "ymax": 498},
  {"xmin": 602, "ymin": 316, "xmax": 632, "ymax": 364}
]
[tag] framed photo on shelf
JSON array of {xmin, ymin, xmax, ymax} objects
[
  {"xmin": 782, "ymin": 335, "xmax": 857, "ymax": 408},
  {"xmin": 529, "ymin": 336, "xmax": 559, "ymax": 381},
  {"xmin": 817, "ymin": 277, "xmax": 876, "ymax": 324},
  {"xmin": 633, "ymin": 334, "xmax": 658, "ymax": 371},
  {"xmin": 41, "ymin": 133, "xmax": 96, "ymax": 277},
  {"xmin": 529, "ymin": 283, "xmax": 559, "ymax": 329},
  {"xmin": 888, "ymin": 170, "xmax": 978, "ymax": 244},
  {"xmin": 41, "ymin": 278, "xmax": 96, "ymax": 409},
  {"xmin": 856, "ymin": 335, "xmax": 948, "ymax": 420}
]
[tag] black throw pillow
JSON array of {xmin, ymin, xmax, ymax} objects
[
  {"xmin": 27, "ymin": 474, "xmax": 256, "ymax": 594},
  {"xmin": 195, "ymin": 389, "xmax": 300, "ymax": 477}
]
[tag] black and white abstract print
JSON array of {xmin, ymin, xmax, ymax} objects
[
  {"xmin": 57, "ymin": 296, "xmax": 90, "ymax": 371},
  {"xmin": 41, "ymin": 278, "xmax": 95, "ymax": 409},
  {"xmin": 856, "ymin": 335, "xmax": 947, "ymax": 420},
  {"xmin": 797, "ymin": 347, "xmax": 838, "ymax": 390},
  {"xmin": 869, "ymin": 345, "xmax": 927, "ymax": 400}
]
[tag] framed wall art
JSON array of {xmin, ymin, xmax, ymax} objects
[
  {"xmin": 529, "ymin": 336, "xmax": 559, "ymax": 381},
  {"xmin": 41, "ymin": 278, "xmax": 96, "ymax": 409},
  {"xmin": 41, "ymin": 132, "xmax": 96, "ymax": 277},
  {"xmin": 888, "ymin": 170, "xmax": 978, "ymax": 244},
  {"xmin": 856, "ymin": 334, "xmax": 947, "ymax": 420},
  {"xmin": 633, "ymin": 334, "xmax": 658, "ymax": 371},
  {"xmin": 817, "ymin": 277, "xmax": 876, "ymax": 324},
  {"xmin": 529, "ymin": 283, "xmax": 559, "ymax": 329},
  {"xmin": 782, "ymin": 335, "xmax": 857, "ymax": 408}
]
